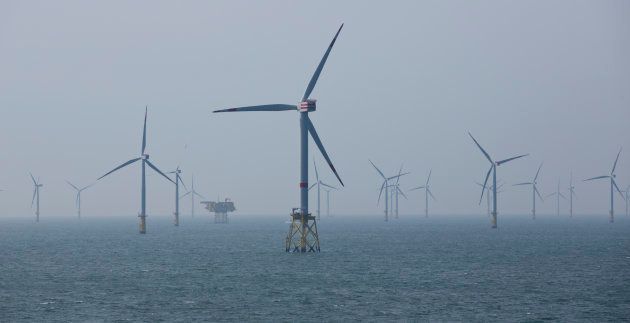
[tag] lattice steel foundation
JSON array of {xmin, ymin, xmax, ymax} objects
[{"xmin": 285, "ymin": 209, "xmax": 320, "ymax": 252}]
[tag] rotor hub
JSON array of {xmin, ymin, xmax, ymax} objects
[
  {"xmin": 142, "ymin": 154, "xmax": 149, "ymax": 160},
  {"xmin": 298, "ymin": 99, "xmax": 316, "ymax": 112}
]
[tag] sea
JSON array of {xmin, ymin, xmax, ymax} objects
[{"xmin": 1, "ymin": 214, "xmax": 628, "ymax": 322}]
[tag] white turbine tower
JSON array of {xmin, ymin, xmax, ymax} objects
[
  {"xmin": 29, "ymin": 173, "xmax": 42, "ymax": 223},
  {"xmin": 65, "ymin": 181, "xmax": 93, "ymax": 219},
  {"xmin": 323, "ymin": 186, "xmax": 337, "ymax": 217},
  {"xmin": 568, "ymin": 172, "xmax": 577, "ymax": 217},
  {"xmin": 584, "ymin": 148, "xmax": 623, "ymax": 223},
  {"xmin": 513, "ymin": 163, "xmax": 544, "ymax": 219},
  {"xmin": 97, "ymin": 107, "xmax": 175, "ymax": 234},
  {"xmin": 469, "ymin": 132, "xmax": 528, "ymax": 228},
  {"xmin": 180, "ymin": 174, "xmax": 204, "ymax": 218},
  {"xmin": 168, "ymin": 167, "xmax": 187, "ymax": 226},
  {"xmin": 545, "ymin": 179, "xmax": 566, "ymax": 216},
  {"xmin": 309, "ymin": 159, "xmax": 338, "ymax": 220},
  {"xmin": 409, "ymin": 170, "xmax": 436, "ymax": 218}
]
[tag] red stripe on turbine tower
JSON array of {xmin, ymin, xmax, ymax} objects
[{"xmin": 300, "ymin": 182, "xmax": 308, "ymax": 188}]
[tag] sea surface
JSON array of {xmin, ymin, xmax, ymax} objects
[{"xmin": 1, "ymin": 214, "xmax": 629, "ymax": 322}]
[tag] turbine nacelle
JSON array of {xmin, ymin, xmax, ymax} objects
[
  {"xmin": 298, "ymin": 99, "xmax": 317, "ymax": 113},
  {"xmin": 142, "ymin": 154, "xmax": 149, "ymax": 160}
]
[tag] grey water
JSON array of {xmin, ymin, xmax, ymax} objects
[{"xmin": 1, "ymin": 214, "xmax": 629, "ymax": 322}]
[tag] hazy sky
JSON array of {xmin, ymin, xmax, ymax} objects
[{"xmin": 1, "ymin": 0, "xmax": 629, "ymax": 218}]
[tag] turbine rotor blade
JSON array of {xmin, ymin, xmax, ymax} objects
[
  {"xmin": 535, "ymin": 186, "xmax": 543, "ymax": 201},
  {"xmin": 468, "ymin": 132, "xmax": 493, "ymax": 164},
  {"xmin": 397, "ymin": 187, "xmax": 408, "ymax": 199},
  {"xmin": 583, "ymin": 175, "xmax": 609, "ymax": 182},
  {"xmin": 377, "ymin": 181, "xmax": 385, "ymax": 206},
  {"xmin": 301, "ymin": 23, "xmax": 344, "ymax": 101},
  {"xmin": 66, "ymin": 180, "xmax": 79, "ymax": 191},
  {"xmin": 194, "ymin": 192, "xmax": 205, "ymax": 199},
  {"xmin": 513, "ymin": 182, "xmax": 532, "ymax": 186},
  {"xmin": 534, "ymin": 163, "xmax": 543, "ymax": 181},
  {"xmin": 213, "ymin": 104, "xmax": 296, "ymax": 113},
  {"xmin": 305, "ymin": 115, "xmax": 343, "ymax": 186},
  {"xmin": 179, "ymin": 191, "xmax": 191, "ymax": 199},
  {"xmin": 611, "ymin": 147, "xmax": 622, "ymax": 174},
  {"xmin": 613, "ymin": 179, "xmax": 624, "ymax": 198},
  {"xmin": 29, "ymin": 172, "xmax": 37, "ymax": 185},
  {"xmin": 369, "ymin": 160, "xmax": 386, "ymax": 179},
  {"xmin": 308, "ymin": 183, "xmax": 317, "ymax": 191},
  {"xmin": 31, "ymin": 188, "xmax": 36, "ymax": 207},
  {"xmin": 427, "ymin": 189, "xmax": 436, "ymax": 201},
  {"xmin": 387, "ymin": 172, "xmax": 410, "ymax": 181},
  {"xmin": 313, "ymin": 158, "xmax": 320, "ymax": 182},
  {"xmin": 395, "ymin": 164, "xmax": 404, "ymax": 185},
  {"xmin": 496, "ymin": 154, "xmax": 528, "ymax": 166},
  {"xmin": 142, "ymin": 106, "xmax": 147, "ymax": 155},
  {"xmin": 409, "ymin": 186, "xmax": 424, "ymax": 191},
  {"xmin": 426, "ymin": 169, "xmax": 432, "ymax": 186},
  {"xmin": 97, "ymin": 157, "xmax": 142, "ymax": 181},
  {"xmin": 145, "ymin": 160, "xmax": 176, "ymax": 184},
  {"xmin": 178, "ymin": 176, "xmax": 188, "ymax": 192},
  {"xmin": 479, "ymin": 166, "xmax": 492, "ymax": 204},
  {"xmin": 320, "ymin": 182, "xmax": 337, "ymax": 190}
]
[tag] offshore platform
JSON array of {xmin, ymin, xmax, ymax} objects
[{"xmin": 200, "ymin": 198, "xmax": 236, "ymax": 223}]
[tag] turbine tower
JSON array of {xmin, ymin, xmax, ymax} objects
[
  {"xmin": 370, "ymin": 160, "xmax": 408, "ymax": 222},
  {"xmin": 180, "ymin": 174, "xmax": 204, "ymax": 218},
  {"xmin": 309, "ymin": 159, "xmax": 337, "ymax": 220},
  {"xmin": 475, "ymin": 182, "xmax": 503, "ymax": 217},
  {"xmin": 65, "ymin": 181, "xmax": 93, "ymax": 219},
  {"xmin": 469, "ymin": 132, "xmax": 528, "ymax": 228},
  {"xmin": 29, "ymin": 173, "xmax": 42, "ymax": 223},
  {"xmin": 168, "ymin": 167, "xmax": 187, "ymax": 226},
  {"xmin": 568, "ymin": 172, "xmax": 577, "ymax": 217},
  {"xmin": 97, "ymin": 107, "xmax": 175, "ymax": 234},
  {"xmin": 213, "ymin": 25, "xmax": 345, "ymax": 253},
  {"xmin": 623, "ymin": 185, "xmax": 629, "ymax": 217},
  {"xmin": 409, "ymin": 170, "xmax": 436, "ymax": 218},
  {"xmin": 513, "ymin": 163, "xmax": 543, "ymax": 219},
  {"xmin": 323, "ymin": 186, "xmax": 337, "ymax": 217},
  {"xmin": 584, "ymin": 148, "xmax": 623, "ymax": 223},
  {"xmin": 545, "ymin": 179, "xmax": 567, "ymax": 216}
]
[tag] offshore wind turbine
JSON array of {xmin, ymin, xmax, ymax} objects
[
  {"xmin": 309, "ymin": 159, "xmax": 338, "ymax": 220},
  {"xmin": 584, "ymin": 148, "xmax": 623, "ymax": 223},
  {"xmin": 469, "ymin": 132, "xmax": 528, "ymax": 228},
  {"xmin": 323, "ymin": 185, "xmax": 338, "ymax": 217},
  {"xmin": 370, "ymin": 160, "xmax": 408, "ymax": 222},
  {"xmin": 65, "ymin": 181, "xmax": 93, "ymax": 219},
  {"xmin": 409, "ymin": 170, "xmax": 436, "ymax": 218},
  {"xmin": 391, "ymin": 165, "xmax": 407, "ymax": 219},
  {"xmin": 97, "ymin": 107, "xmax": 175, "ymax": 234},
  {"xmin": 180, "ymin": 174, "xmax": 204, "ymax": 218},
  {"xmin": 568, "ymin": 172, "xmax": 577, "ymax": 217},
  {"xmin": 29, "ymin": 173, "xmax": 42, "ymax": 222},
  {"xmin": 168, "ymin": 167, "xmax": 187, "ymax": 226},
  {"xmin": 213, "ymin": 25, "xmax": 345, "ymax": 253},
  {"xmin": 545, "ymin": 179, "xmax": 567, "ymax": 216},
  {"xmin": 513, "ymin": 163, "xmax": 544, "ymax": 219}
]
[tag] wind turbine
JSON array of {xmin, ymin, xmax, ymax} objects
[
  {"xmin": 29, "ymin": 173, "xmax": 42, "ymax": 222},
  {"xmin": 309, "ymin": 159, "xmax": 338, "ymax": 220},
  {"xmin": 213, "ymin": 25, "xmax": 345, "ymax": 253},
  {"xmin": 513, "ymin": 163, "xmax": 544, "ymax": 219},
  {"xmin": 469, "ymin": 132, "xmax": 528, "ymax": 228},
  {"xmin": 391, "ymin": 165, "xmax": 407, "ymax": 219},
  {"xmin": 584, "ymin": 148, "xmax": 623, "ymax": 223},
  {"xmin": 180, "ymin": 174, "xmax": 204, "ymax": 218},
  {"xmin": 370, "ymin": 160, "xmax": 408, "ymax": 222},
  {"xmin": 545, "ymin": 179, "xmax": 566, "ymax": 216},
  {"xmin": 568, "ymin": 172, "xmax": 577, "ymax": 217},
  {"xmin": 168, "ymin": 167, "xmax": 187, "ymax": 226},
  {"xmin": 65, "ymin": 181, "xmax": 93, "ymax": 219},
  {"xmin": 323, "ymin": 186, "xmax": 338, "ymax": 217},
  {"xmin": 409, "ymin": 170, "xmax": 436, "ymax": 218},
  {"xmin": 97, "ymin": 107, "xmax": 175, "ymax": 234}
]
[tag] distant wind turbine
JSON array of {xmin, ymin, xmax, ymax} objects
[
  {"xmin": 513, "ymin": 163, "xmax": 544, "ymax": 219},
  {"xmin": 391, "ymin": 165, "xmax": 407, "ymax": 219},
  {"xmin": 545, "ymin": 179, "xmax": 567, "ymax": 216},
  {"xmin": 469, "ymin": 132, "xmax": 528, "ymax": 228},
  {"xmin": 168, "ymin": 167, "xmax": 187, "ymax": 226},
  {"xmin": 370, "ymin": 160, "xmax": 408, "ymax": 221},
  {"xmin": 475, "ymin": 182, "xmax": 504, "ymax": 217},
  {"xmin": 97, "ymin": 107, "xmax": 175, "ymax": 234},
  {"xmin": 309, "ymin": 159, "xmax": 337, "ymax": 220},
  {"xmin": 65, "ymin": 181, "xmax": 93, "ymax": 219},
  {"xmin": 323, "ymin": 186, "xmax": 337, "ymax": 217},
  {"xmin": 180, "ymin": 174, "xmax": 204, "ymax": 218},
  {"xmin": 213, "ymin": 25, "xmax": 345, "ymax": 253},
  {"xmin": 29, "ymin": 173, "xmax": 42, "ymax": 223},
  {"xmin": 409, "ymin": 170, "xmax": 436, "ymax": 218},
  {"xmin": 568, "ymin": 172, "xmax": 577, "ymax": 217},
  {"xmin": 584, "ymin": 148, "xmax": 623, "ymax": 223}
]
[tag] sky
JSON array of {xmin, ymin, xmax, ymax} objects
[{"xmin": 0, "ymin": 0, "xmax": 629, "ymax": 218}]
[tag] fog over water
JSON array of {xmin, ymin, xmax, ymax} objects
[{"xmin": 1, "ymin": 1, "xmax": 629, "ymax": 218}]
